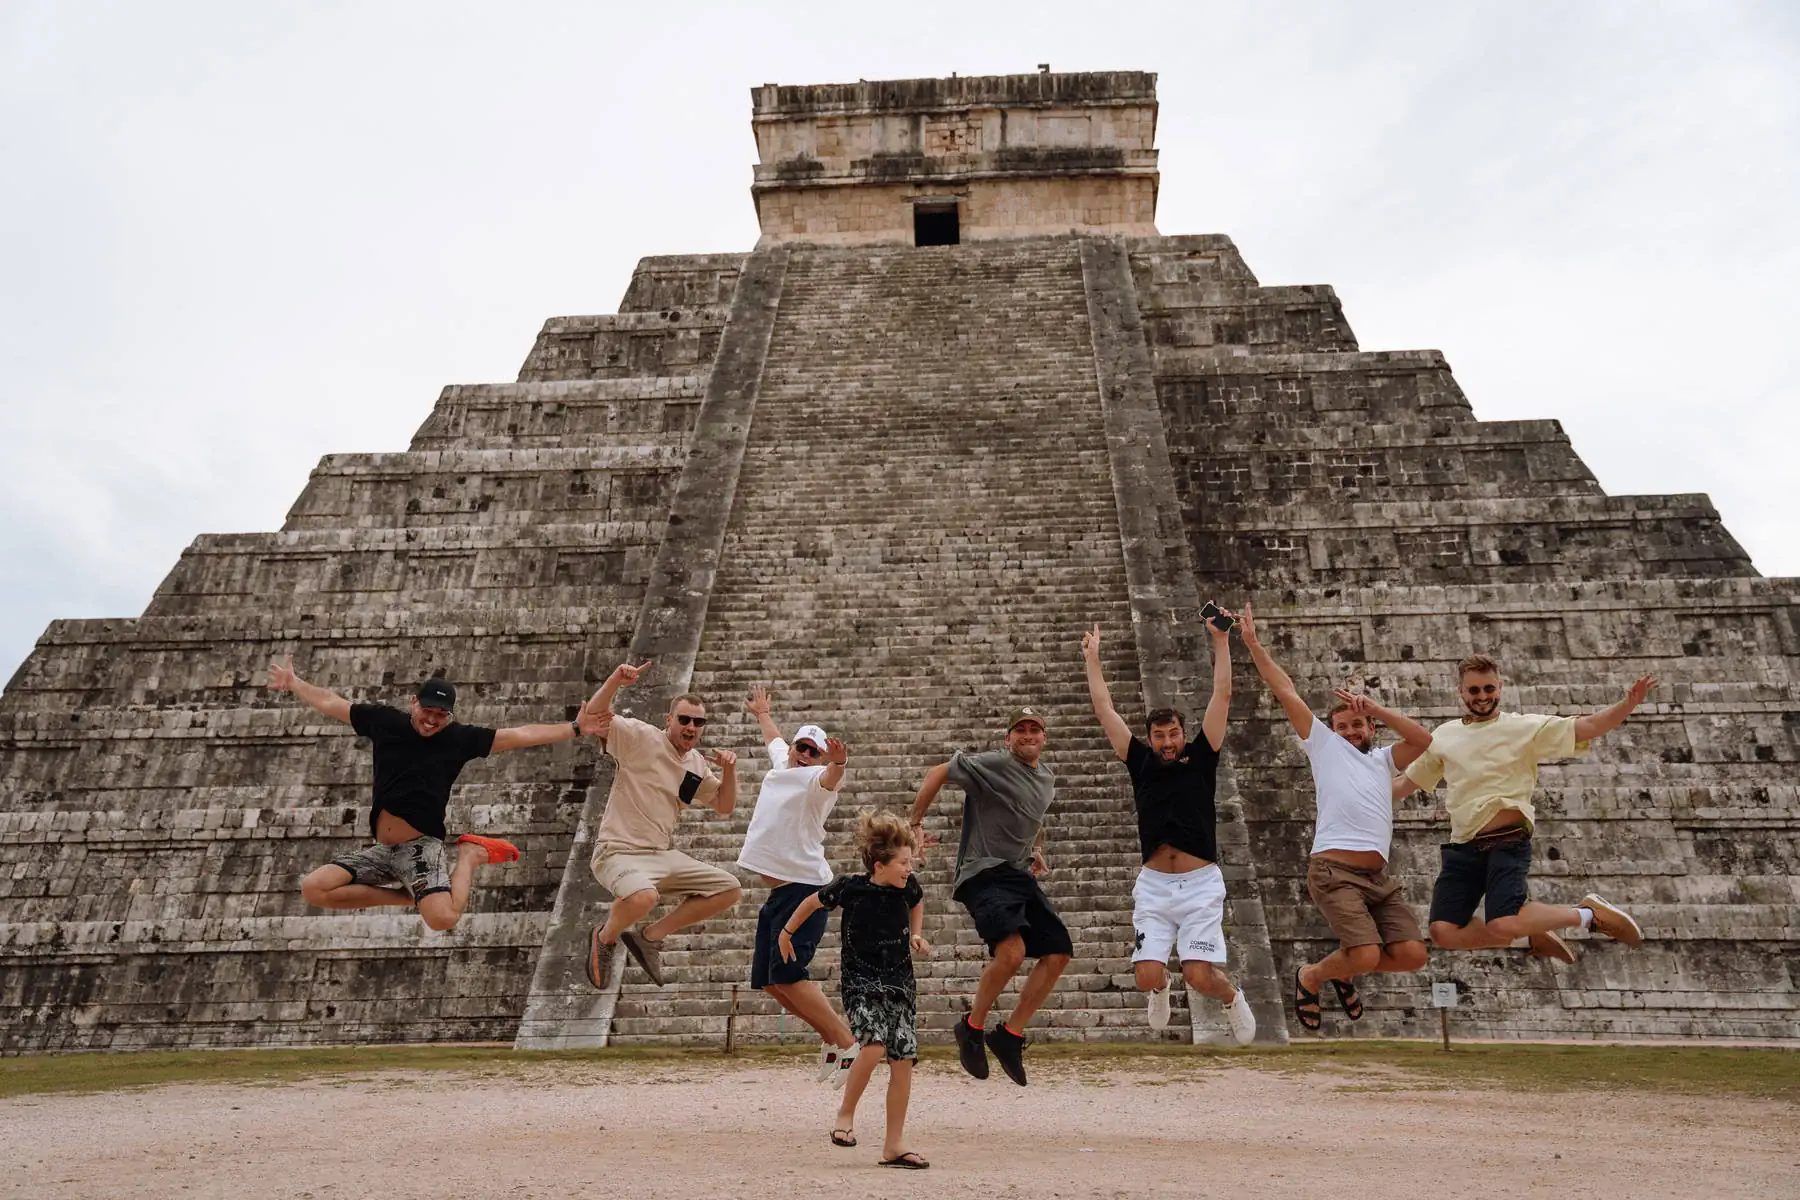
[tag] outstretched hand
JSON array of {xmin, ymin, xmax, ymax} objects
[
  {"xmin": 825, "ymin": 736, "xmax": 848, "ymax": 766},
  {"xmin": 1081, "ymin": 623, "xmax": 1102, "ymax": 665},
  {"xmin": 1238, "ymin": 604, "xmax": 1259, "ymax": 645},
  {"xmin": 743, "ymin": 684, "xmax": 772, "ymax": 718},
  {"xmin": 578, "ymin": 708, "xmax": 615, "ymax": 739},
  {"xmin": 911, "ymin": 824, "xmax": 940, "ymax": 862},
  {"xmin": 708, "ymin": 748, "xmax": 738, "ymax": 770},
  {"xmin": 1624, "ymin": 675, "xmax": 1659, "ymax": 707},
  {"xmin": 267, "ymin": 657, "xmax": 298, "ymax": 693}
]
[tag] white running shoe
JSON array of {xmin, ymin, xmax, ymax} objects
[
  {"xmin": 1146, "ymin": 985, "xmax": 1172, "ymax": 1030},
  {"xmin": 829, "ymin": 1042, "xmax": 858, "ymax": 1090},
  {"xmin": 1224, "ymin": 986, "xmax": 1257, "ymax": 1045}
]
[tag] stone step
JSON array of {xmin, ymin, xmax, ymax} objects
[
  {"xmin": 285, "ymin": 445, "xmax": 688, "ymax": 531},
  {"xmin": 143, "ymin": 522, "xmax": 665, "ymax": 616},
  {"xmin": 517, "ymin": 309, "xmax": 728, "ymax": 382},
  {"xmin": 411, "ymin": 378, "xmax": 706, "ymax": 451},
  {"xmin": 615, "ymin": 252, "xmax": 747, "ymax": 314}
]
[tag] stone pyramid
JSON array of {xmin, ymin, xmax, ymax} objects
[{"xmin": 3, "ymin": 71, "xmax": 1794, "ymax": 1053}]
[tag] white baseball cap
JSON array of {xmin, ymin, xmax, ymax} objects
[{"xmin": 793, "ymin": 724, "xmax": 829, "ymax": 751}]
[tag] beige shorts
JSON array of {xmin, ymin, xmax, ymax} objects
[{"xmin": 591, "ymin": 844, "xmax": 740, "ymax": 901}]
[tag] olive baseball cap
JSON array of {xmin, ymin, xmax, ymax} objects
[
  {"xmin": 416, "ymin": 678, "xmax": 457, "ymax": 711},
  {"xmin": 1007, "ymin": 706, "xmax": 1047, "ymax": 732}
]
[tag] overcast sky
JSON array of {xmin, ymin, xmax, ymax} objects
[{"xmin": 2, "ymin": 1, "xmax": 1795, "ymax": 685}]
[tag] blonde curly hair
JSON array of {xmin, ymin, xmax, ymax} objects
[{"xmin": 856, "ymin": 809, "xmax": 918, "ymax": 871}]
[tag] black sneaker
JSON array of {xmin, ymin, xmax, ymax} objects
[
  {"xmin": 954, "ymin": 1012, "xmax": 990, "ymax": 1080},
  {"xmin": 986, "ymin": 1023, "xmax": 1028, "ymax": 1087}
]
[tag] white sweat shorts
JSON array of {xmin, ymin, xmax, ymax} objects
[{"xmin": 1131, "ymin": 863, "xmax": 1227, "ymax": 964}]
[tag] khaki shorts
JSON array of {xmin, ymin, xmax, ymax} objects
[
  {"xmin": 1307, "ymin": 856, "xmax": 1423, "ymax": 950},
  {"xmin": 591, "ymin": 844, "xmax": 740, "ymax": 902}
]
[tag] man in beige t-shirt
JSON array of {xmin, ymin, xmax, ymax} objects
[
  {"xmin": 579, "ymin": 660, "xmax": 741, "ymax": 989},
  {"xmin": 1395, "ymin": 653, "xmax": 1656, "ymax": 963}
]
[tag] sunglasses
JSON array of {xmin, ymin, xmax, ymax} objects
[
  {"xmin": 674, "ymin": 714, "xmax": 708, "ymax": 728},
  {"xmin": 1464, "ymin": 685, "xmax": 1499, "ymax": 695},
  {"xmin": 793, "ymin": 742, "xmax": 823, "ymax": 757}
]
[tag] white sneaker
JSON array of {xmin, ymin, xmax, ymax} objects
[
  {"xmin": 1146, "ymin": 985, "xmax": 1171, "ymax": 1030},
  {"xmin": 829, "ymin": 1042, "xmax": 858, "ymax": 1090},
  {"xmin": 1224, "ymin": 986, "xmax": 1256, "ymax": 1045},
  {"xmin": 814, "ymin": 1041, "xmax": 845, "ymax": 1084}
]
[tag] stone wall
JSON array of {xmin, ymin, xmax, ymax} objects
[{"xmin": 752, "ymin": 72, "xmax": 1160, "ymax": 245}]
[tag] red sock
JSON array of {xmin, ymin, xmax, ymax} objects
[
  {"xmin": 1003, "ymin": 1023, "xmax": 1023, "ymax": 1038},
  {"xmin": 966, "ymin": 1015, "xmax": 983, "ymax": 1031}
]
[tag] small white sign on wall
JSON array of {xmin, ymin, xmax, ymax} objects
[{"xmin": 1431, "ymin": 982, "xmax": 1460, "ymax": 1009}]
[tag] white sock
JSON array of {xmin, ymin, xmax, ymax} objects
[{"xmin": 1576, "ymin": 907, "xmax": 1595, "ymax": 931}]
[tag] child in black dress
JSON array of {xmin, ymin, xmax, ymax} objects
[{"xmin": 779, "ymin": 810, "xmax": 930, "ymax": 1170}]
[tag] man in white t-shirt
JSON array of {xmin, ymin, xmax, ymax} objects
[
  {"xmin": 1240, "ymin": 607, "xmax": 1433, "ymax": 1033},
  {"xmin": 739, "ymin": 685, "xmax": 857, "ymax": 1088},
  {"xmin": 1395, "ymin": 653, "xmax": 1654, "ymax": 961}
]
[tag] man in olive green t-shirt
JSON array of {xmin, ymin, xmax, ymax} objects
[{"xmin": 1394, "ymin": 653, "xmax": 1655, "ymax": 963}]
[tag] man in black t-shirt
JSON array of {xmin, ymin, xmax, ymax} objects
[
  {"xmin": 1081, "ymin": 621, "xmax": 1257, "ymax": 1045},
  {"xmin": 271, "ymin": 658, "xmax": 602, "ymax": 932}
]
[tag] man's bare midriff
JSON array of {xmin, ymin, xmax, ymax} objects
[
  {"xmin": 1312, "ymin": 848, "xmax": 1387, "ymax": 870},
  {"xmin": 375, "ymin": 811, "xmax": 427, "ymax": 845},
  {"xmin": 1478, "ymin": 807, "xmax": 1530, "ymax": 836},
  {"xmin": 1145, "ymin": 845, "xmax": 1212, "ymax": 873}
]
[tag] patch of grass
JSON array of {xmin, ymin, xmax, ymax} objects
[{"xmin": 1, "ymin": 1039, "xmax": 1792, "ymax": 1103}]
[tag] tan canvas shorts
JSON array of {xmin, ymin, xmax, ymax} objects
[
  {"xmin": 591, "ymin": 844, "xmax": 740, "ymax": 901},
  {"xmin": 1306, "ymin": 856, "xmax": 1423, "ymax": 950}
]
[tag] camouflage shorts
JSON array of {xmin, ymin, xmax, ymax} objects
[{"xmin": 330, "ymin": 837, "xmax": 451, "ymax": 903}]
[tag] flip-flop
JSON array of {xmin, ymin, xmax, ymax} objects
[
  {"xmin": 455, "ymin": 834, "xmax": 520, "ymax": 865},
  {"xmin": 1293, "ymin": 968, "xmax": 1322, "ymax": 1031},
  {"xmin": 830, "ymin": 1129, "xmax": 856, "ymax": 1148},
  {"xmin": 879, "ymin": 1151, "xmax": 929, "ymax": 1169},
  {"xmin": 1330, "ymin": 977, "xmax": 1364, "ymax": 1021}
]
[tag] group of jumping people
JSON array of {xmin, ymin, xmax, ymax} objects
[{"xmin": 270, "ymin": 602, "xmax": 1657, "ymax": 1172}]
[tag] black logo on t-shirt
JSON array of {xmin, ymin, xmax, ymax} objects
[{"xmin": 1133, "ymin": 930, "xmax": 1146, "ymax": 951}]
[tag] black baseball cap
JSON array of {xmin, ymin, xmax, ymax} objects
[{"xmin": 416, "ymin": 678, "xmax": 457, "ymax": 711}]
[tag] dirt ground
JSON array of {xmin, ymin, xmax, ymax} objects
[{"xmin": 4, "ymin": 1056, "xmax": 1796, "ymax": 1199}]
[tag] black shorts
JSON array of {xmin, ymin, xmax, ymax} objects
[
  {"xmin": 751, "ymin": 881, "xmax": 828, "ymax": 989},
  {"xmin": 953, "ymin": 864, "xmax": 1074, "ymax": 960},
  {"xmin": 1429, "ymin": 832, "xmax": 1532, "ymax": 928}
]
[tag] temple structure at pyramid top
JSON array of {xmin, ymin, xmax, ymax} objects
[{"xmin": 750, "ymin": 70, "xmax": 1161, "ymax": 245}]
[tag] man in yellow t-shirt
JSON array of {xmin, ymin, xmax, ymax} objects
[{"xmin": 1395, "ymin": 653, "xmax": 1656, "ymax": 962}]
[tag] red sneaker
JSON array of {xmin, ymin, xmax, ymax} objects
[{"xmin": 455, "ymin": 834, "xmax": 520, "ymax": 865}]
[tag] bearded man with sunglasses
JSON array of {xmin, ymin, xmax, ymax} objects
[
  {"xmin": 580, "ymin": 660, "xmax": 741, "ymax": 989},
  {"xmin": 739, "ymin": 685, "xmax": 858, "ymax": 1087},
  {"xmin": 1394, "ymin": 653, "xmax": 1656, "ymax": 961}
]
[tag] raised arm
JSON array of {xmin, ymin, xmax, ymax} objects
[
  {"xmin": 1573, "ymin": 675, "xmax": 1658, "ymax": 743},
  {"xmin": 580, "ymin": 659, "xmax": 652, "ymax": 720},
  {"xmin": 1237, "ymin": 605, "xmax": 1313, "ymax": 739},
  {"xmin": 267, "ymin": 657, "xmax": 352, "ymax": 724},
  {"xmin": 743, "ymin": 684, "xmax": 783, "ymax": 748},
  {"xmin": 819, "ymin": 737, "xmax": 848, "ymax": 792},
  {"xmin": 706, "ymin": 748, "xmax": 738, "ymax": 816},
  {"xmin": 1335, "ymin": 689, "xmax": 1433, "ymax": 771},
  {"xmin": 490, "ymin": 719, "xmax": 583, "ymax": 754},
  {"xmin": 1201, "ymin": 611, "xmax": 1234, "ymax": 752},
  {"xmin": 1081, "ymin": 624, "xmax": 1133, "ymax": 760}
]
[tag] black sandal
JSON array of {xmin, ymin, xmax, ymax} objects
[
  {"xmin": 1293, "ymin": 968, "xmax": 1322, "ymax": 1031},
  {"xmin": 1330, "ymin": 977, "xmax": 1364, "ymax": 1021},
  {"xmin": 830, "ymin": 1129, "xmax": 856, "ymax": 1148},
  {"xmin": 880, "ymin": 1151, "xmax": 929, "ymax": 1170}
]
